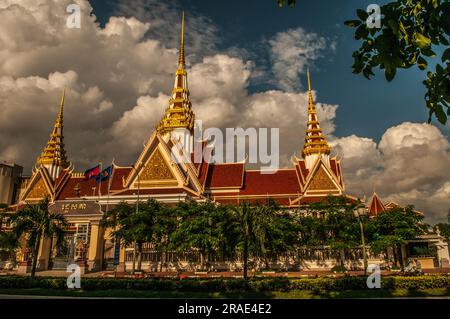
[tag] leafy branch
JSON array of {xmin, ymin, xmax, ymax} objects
[{"xmin": 345, "ymin": 0, "xmax": 450, "ymax": 124}]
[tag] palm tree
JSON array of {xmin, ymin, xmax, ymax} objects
[
  {"xmin": 101, "ymin": 199, "xmax": 166, "ymax": 273},
  {"xmin": 228, "ymin": 202, "xmax": 280, "ymax": 279},
  {"xmin": 9, "ymin": 197, "xmax": 67, "ymax": 280},
  {"xmin": 0, "ymin": 214, "xmax": 19, "ymax": 264}
]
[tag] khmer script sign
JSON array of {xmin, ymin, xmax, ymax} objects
[{"xmin": 49, "ymin": 201, "xmax": 101, "ymax": 216}]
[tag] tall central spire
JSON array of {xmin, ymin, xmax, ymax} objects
[
  {"xmin": 301, "ymin": 70, "xmax": 331, "ymax": 162},
  {"xmin": 38, "ymin": 89, "xmax": 70, "ymax": 179},
  {"xmin": 157, "ymin": 11, "xmax": 195, "ymax": 136},
  {"xmin": 179, "ymin": 11, "xmax": 185, "ymax": 67}
]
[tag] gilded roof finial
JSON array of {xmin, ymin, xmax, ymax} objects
[
  {"xmin": 307, "ymin": 68, "xmax": 312, "ymax": 91},
  {"xmin": 57, "ymin": 87, "xmax": 65, "ymax": 125},
  {"xmin": 301, "ymin": 70, "xmax": 331, "ymax": 158},
  {"xmin": 179, "ymin": 11, "xmax": 185, "ymax": 67},
  {"xmin": 307, "ymin": 68, "xmax": 314, "ymax": 110},
  {"xmin": 37, "ymin": 89, "xmax": 69, "ymax": 168},
  {"xmin": 157, "ymin": 11, "xmax": 195, "ymax": 135}
]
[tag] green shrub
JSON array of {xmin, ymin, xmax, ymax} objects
[
  {"xmin": 331, "ymin": 265, "xmax": 347, "ymax": 273},
  {"xmin": 0, "ymin": 274, "xmax": 448, "ymax": 292}
]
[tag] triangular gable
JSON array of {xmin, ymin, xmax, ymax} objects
[
  {"xmin": 22, "ymin": 169, "xmax": 54, "ymax": 202},
  {"xmin": 125, "ymin": 132, "xmax": 204, "ymax": 195},
  {"xmin": 308, "ymin": 166, "xmax": 339, "ymax": 190},
  {"xmin": 139, "ymin": 147, "xmax": 176, "ymax": 181},
  {"xmin": 368, "ymin": 193, "xmax": 386, "ymax": 216},
  {"xmin": 303, "ymin": 158, "xmax": 343, "ymax": 195}
]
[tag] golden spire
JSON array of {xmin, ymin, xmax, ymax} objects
[
  {"xmin": 157, "ymin": 12, "xmax": 195, "ymax": 135},
  {"xmin": 179, "ymin": 11, "xmax": 185, "ymax": 67},
  {"xmin": 301, "ymin": 70, "xmax": 331, "ymax": 158},
  {"xmin": 38, "ymin": 89, "xmax": 69, "ymax": 168}
]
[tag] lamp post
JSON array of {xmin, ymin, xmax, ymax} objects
[{"xmin": 354, "ymin": 203, "xmax": 368, "ymax": 275}]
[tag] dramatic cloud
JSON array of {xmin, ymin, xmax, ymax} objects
[
  {"xmin": 113, "ymin": 0, "xmax": 219, "ymax": 63},
  {"xmin": 331, "ymin": 123, "xmax": 450, "ymax": 223},
  {"xmin": 268, "ymin": 27, "xmax": 332, "ymax": 92},
  {"xmin": 111, "ymin": 53, "xmax": 337, "ymax": 166},
  {"xmin": 0, "ymin": 0, "xmax": 448, "ymax": 222}
]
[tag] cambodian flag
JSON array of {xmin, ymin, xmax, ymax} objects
[
  {"xmin": 96, "ymin": 166, "xmax": 113, "ymax": 183},
  {"xmin": 84, "ymin": 165, "xmax": 101, "ymax": 180}
]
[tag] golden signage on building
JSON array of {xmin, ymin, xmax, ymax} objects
[
  {"xmin": 49, "ymin": 200, "xmax": 101, "ymax": 216},
  {"xmin": 61, "ymin": 203, "xmax": 88, "ymax": 212}
]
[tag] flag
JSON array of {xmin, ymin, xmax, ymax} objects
[
  {"xmin": 84, "ymin": 165, "xmax": 100, "ymax": 180},
  {"xmin": 96, "ymin": 166, "xmax": 113, "ymax": 183}
]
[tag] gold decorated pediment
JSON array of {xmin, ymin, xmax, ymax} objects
[
  {"xmin": 307, "ymin": 166, "xmax": 338, "ymax": 191},
  {"xmin": 26, "ymin": 176, "xmax": 51, "ymax": 200},
  {"xmin": 135, "ymin": 148, "xmax": 177, "ymax": 187}
]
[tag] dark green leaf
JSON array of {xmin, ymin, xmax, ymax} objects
[
  {"xmin": 357, "ymin": 9, "xmax": 369, "ymax": 20},
  {"xmin": 385, "ymin": 67, "xmax": 396, "ymax": 82},
  {"xmin": 355, "ymin": 25, "xmax": 369, "ymax": 40},
  {"xmin": 435, "ymin": 105, "xmax": 448, "ymax": 124},
  {"xmin": 417, "ymin": 57, "xmax": 428, "ymax": 70},
  {"xmin": 442, "ymin": 48, "xmax": 450, "ymax": 62}
]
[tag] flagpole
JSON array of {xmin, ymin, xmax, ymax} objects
[
  {"xmin": 98, "ymin": 162, "xmax": 103, "ymax": 198},
  {"xmin": 105, "ymin": 159, "xmax": 115, "ymax": 217},
  {"xmin": 106, "ymin": 160, "xmax": 115, "ymax": 276}
]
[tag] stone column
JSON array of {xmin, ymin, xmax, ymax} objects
[
  {"xmin": 37, "ymin": 237, "xmax": 52, "ymax": 271},
  {"xmin": 87, "ymin": 221, "xmax": 105, "ymax": 272}
]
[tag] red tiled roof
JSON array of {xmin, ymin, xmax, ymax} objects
[
  {"xmin": 368, "ymin": 193, "xmax": 386, "ymax": 216},
  {"xmin": 110, "ymin": 167, "xmax": 132, "ymax": 190},
  {"xmin": 197, "ymin": 161, "xmax": 209, "ymax": 186},
  {"xmin": 239, "ymin": 170, "xmax": 300, "ymax": 195},
  {"xmin": 329, "ymin": 158, "xmax": 338, "ymax": 178},
  {"xmin": 56, "ymin": 166, "xmax": 133, "ymax": 200},
  {"xmin": 205, "ymin": 163, "xmax": 244, "ymax": 189},
  {"xmin": 297, "ymin": 160, "xmax": 309, "ymax": 180}
]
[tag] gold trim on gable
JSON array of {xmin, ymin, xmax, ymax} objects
[
  {"xmin": 139, "ymin": 148, "xmax": 176, "ymax": 182},
  {"xmin": 308, "ymin": 166, "xmax": 338, "ymax": 191},
  {"xmin": 26, "ymin": 177, "xmax": 50, "ymax": 200}
]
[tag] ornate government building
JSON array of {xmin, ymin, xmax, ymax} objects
[{"xmin": 5, "ymin": 14, "xmax": 446, "ymax": 274}]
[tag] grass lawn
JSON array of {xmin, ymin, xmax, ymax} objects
[{"xmin": 0, "ymin": 288, "xmax": 448, "ymax": 298}]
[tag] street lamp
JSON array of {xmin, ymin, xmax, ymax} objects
[{"xmin": 354, "ymin": 203, "xmax": 368, "ymax": 275}]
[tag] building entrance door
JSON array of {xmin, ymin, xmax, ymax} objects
[
  {"xmin": 49, "ymin": 233, "xmax": 76, "ymax": 270},
  {"xmin": 49, "ymin": 223, "xmax": 90, "ymax": 269}
]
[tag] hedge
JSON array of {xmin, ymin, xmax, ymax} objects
[{"xmin": 0, "ymin": 275, "xmax": 448, "ymax": 292}]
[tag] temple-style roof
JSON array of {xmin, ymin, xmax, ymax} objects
[
  {"xmin": 17, "ymin": 17, "xmax": 349, "ymax": 209},
  {"xmin": 368, "ymin": 192, "xmax": 386, "ymax": 216}
]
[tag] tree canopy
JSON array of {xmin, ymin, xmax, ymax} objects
[{"xmin": 346, "ymin": 0, "xmax": 450, "ymax": 124}]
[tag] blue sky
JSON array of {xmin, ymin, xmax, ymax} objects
[{"xmin": 90, "ymin": 0, "xmax": 439, "ymax": 142}]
